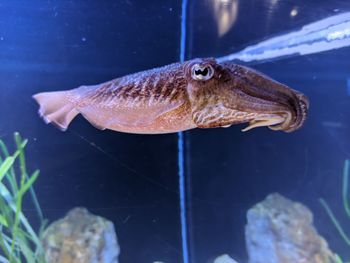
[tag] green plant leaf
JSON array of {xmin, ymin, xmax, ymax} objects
[
  {"xmin": 0, "ymin": 133, "xmax": 46, "ymax": 262},
  {"xmin": 342, "ymin": 159, "xmax": 350, "ymax": 218},
  {"xmin": 16, "ymin": 229, "xmax": 36, "ymax": 263},
  {"xmin": 17, "ymin": 170, "xmax": 40, "ymax": 197},
  {"xmin": 0, "ymin": 157, "xmax": 16, "ymax": 183},
  {"xmin": 334, "ymin": 254, "xmax": 344, "ymax": 263},
  {"xmin": 0, "ymin": 215, "xmax": 8, "ymax": 227},
  {"xmin": 0, "ymin": 140, "xmax": 19, "ymax": 196},
  {"xmin": 320, "ymin": 198, "xmax": 350, "ymax": 246},
  {"xmin": 14, "ymin": 133, "xmax": 27, "ymax": 186},
  {"xmin": 0, "ymin": 231, "xmax": 11, "ymax": 260},
  {"xmin": 0, "ymin": 140, "xmax": 10, "ymax": 157}
]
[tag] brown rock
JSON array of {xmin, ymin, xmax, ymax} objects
[
  {"xmin": 214, "ymin": 254, "xmax": 240, "ymax": 263},
  {"xmin": 42, "ymin": 207, "xmax": 120, "ymax": 263},
  {"xmin": 245, "ymin": 193, "xmax": 337, "ymax": 263}
]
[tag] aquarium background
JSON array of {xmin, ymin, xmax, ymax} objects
[{"xmin": 0, "ymin": 1, "xmax": 350, "ymax": 263}]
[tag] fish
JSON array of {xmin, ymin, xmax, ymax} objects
[{"xmin": 33, "ymin": 58, "xmax": 309, "ymax": 134}]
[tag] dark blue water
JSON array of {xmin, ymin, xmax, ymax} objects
[{"xmin": 1, "ymin": 1, "xmax": 350, "ymax": 263}]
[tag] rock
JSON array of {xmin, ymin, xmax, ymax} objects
[
  {"xmin": 245, "ymin": 193, "xmax": 337, "ymax": 263},
  {"xmin": 42, "ymin": 207, "xmax": 120, "ymax": 263},
  {"xmin": 214, "ymin": 254, "xmax": 239, "ymax": 263}
]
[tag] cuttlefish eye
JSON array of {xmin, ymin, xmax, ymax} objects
[{"xmin": 191, "ymin": 64, "xmax": 214, "ymax": 81}]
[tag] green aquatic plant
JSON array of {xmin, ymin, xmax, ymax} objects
[
  {"xmin": 335, "ymin": 254, "xmax": 345, "ymax": 263},
  {"xmin": 320, "ymin": 159, "xmax": 350, "ymax": 263},
  {"xmin": 0, "ymin": 133, "xmax": 46, "ymax": 263}
]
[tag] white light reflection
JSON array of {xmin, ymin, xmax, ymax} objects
[
  {"xmin": 327, "ymin": 27, "xmax": 350, "ymax": 40},
  {"xmin": 217, "ymin": 12, "xmax": 350, "ymax": 63},
  {"xmin": 290, "ymin": 7, "xmax": 298, "ymax": 17},
  {"xmin": 212, "ymin": 0, "xmax": 239, "ymax": 37}
]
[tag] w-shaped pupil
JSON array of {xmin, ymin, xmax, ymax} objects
[{"xmin": 195, "ymin": 68, "xmax": 208, "ymax": 76}]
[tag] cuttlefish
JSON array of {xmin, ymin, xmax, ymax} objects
[{"xmin": 33, "ymin": 58, "xmax": 309, "ymax": 134}]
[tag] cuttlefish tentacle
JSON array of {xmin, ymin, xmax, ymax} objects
[{"xmin": 33, "ymin": 58, "xmax": 309, "ymax": 134}]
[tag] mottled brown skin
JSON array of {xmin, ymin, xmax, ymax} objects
[{"xmin": 33, "ymin": 58, "xmax": 309, "ymax": 134}]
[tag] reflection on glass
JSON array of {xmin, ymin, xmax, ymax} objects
[
  {"xmin": 218, "ymin": 12, "xmax": 350, "ymax": 63},
  {"xmin": 290, "ymin": 7, "xmax": 298, "ymax": 17},
  {"xmin": 211, "ymin": 0, "xmax": 239, "ymax": 37}
]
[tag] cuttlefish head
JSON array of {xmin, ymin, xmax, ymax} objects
[{"xmin": 184, "ymin": 58, "xmax": 309, "ymax": 132}]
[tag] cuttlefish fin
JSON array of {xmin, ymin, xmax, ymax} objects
[
  {"xmin": 33, "ymin": 91, "xmax": 79, "ymax": 131},
  {"xmin": 79, "ymin": 112, "xmax": 106, "ymax": 130}
]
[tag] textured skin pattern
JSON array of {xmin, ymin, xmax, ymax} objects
[
  {"xmin": 67, "ymin": 62, "xmax": 193, "ymax": 133},
  {"xmin": 33, "ymin": 58, "xmax": 309, "ymax": 134},
  {"xmin": 84, "ymin": 62, "xmax": 187, "ymax": 107}
]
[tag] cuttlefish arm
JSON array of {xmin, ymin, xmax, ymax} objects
[
  {"xmin": 184, "ymin": 59, "xmax": 309, "ymax": 133},
  {"xmin": 33, "ymin": 58, "xmax": 309, "ymax": 134}
]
